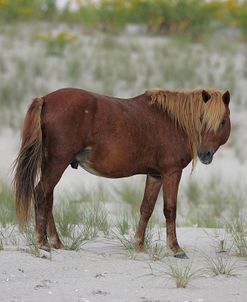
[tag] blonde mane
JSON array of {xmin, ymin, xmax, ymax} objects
[{"xmin": 145, "ymin": 88, "xmax": 226, "ymax": 168}]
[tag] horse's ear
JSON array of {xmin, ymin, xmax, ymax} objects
[
  {"xmin": 223, "ymin": 90, "xmax": 230, "ymax": 106},
  {"xmin": 202, "ymin": 90, "xmax": 211, "ymax": 103}
]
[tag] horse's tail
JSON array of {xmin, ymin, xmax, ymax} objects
[{"xmin": 13, "ymin": 97, "xmax": 44, "ymax": 228}]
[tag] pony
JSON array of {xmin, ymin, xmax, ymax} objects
[{"xmin": 14, "ymin": 87, "xmax": 230, "ymax": 258}]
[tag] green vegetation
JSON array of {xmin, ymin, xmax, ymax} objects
[
  {"xmin": 114, "ymin": 182, "xmax": 144, "ymax": 213},
  {"xmin": 22, "ymin": 225, "xmax": 46, "ymax": 257},
  {"xmin": 150, "ymin": 259, "xmax": 203, "ymax": 288},
  {"xmin": 0, "ymin": 233, "xmax": 3, "ymax": 250},
  {"xmin": 227, "ymin": 217, "xmax": 247, "ymax": 257},
  {"xmin": 116, "ymin": 214, "xmax": 131, "ymax": 235},
  {"xmin": 0, "ymin": 181, "xmax": 16, "ymax": 227},
  {"xmin": 113, "ymin": 231, "xmax": 137, "ymax": 259},
  {"xmin": 1, "ymin": 175, "xmax": 246, "ymax": 247},
  {"xmin": 34, "ymin": 32, "xmax": 77, "ymax": 56},
  {"xmin": 54, "ymin": 200, "xmax": 82, "ymax": 238},
  {"xmin": 147, "ymin": 241, "xmax": 168, "ymax": 261},
  {"xmin": 55, "ymin": 195, "xmax": 110, "ymax": 250},
  {"xmin": 204, "ymin": 229, "xmax": 231, "ymax": 253},
  {"xmin": 203, "ymin": 253, "xmax": 238, "ymax": 276},
  {"xmin": 179, "ymin": 177, "xmax": 244, "ymax": 228},
  {"xmin": 113, "ymin": 214, "xmax": 166, "ymax": 260},
  {"xmin": 0, "ymin": 0, "xmax": 56, "ymax": 21},
  {"xmin": 0, "ymin": 23, "xmax": 246, "ymax": 132},
  {"xmin": 1, "ymin": 1, "xmax": 247, "ymax": 40}
]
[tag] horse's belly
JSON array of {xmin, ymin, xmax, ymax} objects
[
  {"xmin": 79, "ymin": 161, "xmax": 102, "ymax": 176},
  {"xmin": 79, "ymin": 161, "xmax": 133, "ymax": 178},
  {"xmin": 75, "ymin": 147, "xmax": 102, "ymax": 176},
  {"xmin": 75, "ymin": 146, "xmax": 140, "ymax": 178}
]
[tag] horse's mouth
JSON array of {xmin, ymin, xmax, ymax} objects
[
  {"xmin": 199, "ymin": 156, "xmax": 213, "ymax": 165},
  {"xmin": 197, "ymin": 148, "xmax": 214, "ymax": 165}
]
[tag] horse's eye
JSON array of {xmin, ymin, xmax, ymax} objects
[{"xmin": 220, "ymin": 120, "xmax": 225, "ymax": 128}]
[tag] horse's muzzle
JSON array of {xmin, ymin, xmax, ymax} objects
[{"xmin": 197, "ymin": 148, "xmax": 214, "ymax": 165}]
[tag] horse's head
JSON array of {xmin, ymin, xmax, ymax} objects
[{"xmin": 198, "ymin": 90, "xmax": 231, "ymax": 165}]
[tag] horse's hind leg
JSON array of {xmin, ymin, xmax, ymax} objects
[
  {"xmin": 47, "ymin": 196, "xmax": 64, "ymax": 249},
  {"xmin": 35, "ymin": 158, "xmax": 69, "ymax": 250},
  {"xmin": 134, "ymin": 175, "xmax": 162, "ymax": 251}
]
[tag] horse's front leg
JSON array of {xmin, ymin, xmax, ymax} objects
[
  {"xmin": 134, "ymin": 175, "xmax": 162, "ymax": 251},
  {"xmin": 163, "ymin": 169, "xmax": 187, "ymax": 258}
]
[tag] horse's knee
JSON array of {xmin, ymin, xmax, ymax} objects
[
  {"xmin": 163, "ymin": 205, "xmax": 176, "ymax": 220},
  {"xmin": 35, "ymin": 185, "xmax": 53, "ymax": 207},
  {"xmin": 140, "ymin": 204, "xmax": 153, "ymax": 219}
]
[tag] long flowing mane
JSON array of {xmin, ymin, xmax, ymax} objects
[{"xmin": 145, "ymin": 88, "xmax": 226, "ymax": 167}]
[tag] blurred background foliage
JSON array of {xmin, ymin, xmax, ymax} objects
[{"xmin": 0, "ymin": 0, "xmax": 247, "ymax": 39}]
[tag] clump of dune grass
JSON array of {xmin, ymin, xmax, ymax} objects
[
  {"xmin": 147, "ymin": 241, "xmax": 168, "ymax": 261},
  {"xmin": 141, "ymin": 220, "xmax": 163, "ymax": 251},
  {"xmin": 0, "ymin": 230, "xmax": 4, "ymax": 250},
  {"xmin": 150, "ymin": 259, "xmax": 203, "ymax": 288},
  {"xmin": 203, "ymin": 229, "xmax": 232, "ymax": 254},
  {"xmin": 180, "ymin": 177, "xmax": 244, "ymax": 228},
  {"xmin": 112, "ymin": 230, "xmax": 137, "ymax": 259},
  {"xmin": 21, "ymin": 225, "xmax": 51, "ymax": 259},
  {"xmin": 0, "ymin": 181, "xmax": 16, "ymax": 227},
  {"xmin": 62, "ymin": 225, "xmax": 89, "ymax": 251},
  {"xmin": 114, "ymin": 181, "xmax": 144, "ymax": 213},
  {"xmin": 0, "ymin": 225, "xmax": 20, "ymax": 247},
  {"xmin": 82, "ymin": 202, "xmax": 110, "ymax": 237},
  {"xmin": 114, "ymin": 219, "xmax": 165, "ymax": 260},
  {"xmin": 54, "ymin": 200, "xmax": 81, "ymax": 238},
  {"xmin": 55, "ymin": 195, "xmax": 110, "ymax": 250},
  {"xmin": 226, "ymin": 217, "xmax": 247, "ymax": 257},
  {"xmin": 116, "ymin": 214, "xmax": 131, "ymax": 235},
  {"xmin": 203, "ymin": 253, "xmax": 238, "ymax": 276},
  {"xmin": 34, "ymin": 32, "xmax": 77, "ymax": 56},
  {"xmin": 54, "ymin": 201, "xmax": 91, "ymax": 251}
]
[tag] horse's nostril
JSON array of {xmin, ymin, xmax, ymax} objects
[{"xmin": 207, "ymin": 151, "xmax": 211, "ymax": 157}]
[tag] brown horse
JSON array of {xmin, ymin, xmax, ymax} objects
[{"xmin": 14, "ymin": 87, "xmax": 230, "ymax": 258}]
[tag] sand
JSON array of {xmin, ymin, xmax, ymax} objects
[{"xmin": 1, "ymin": 228, "xmax": 247, "ymax": 302}]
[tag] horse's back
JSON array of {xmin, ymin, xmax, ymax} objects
[
  {"xmin": 43, "ymin": 87, "xmax": 129, "ymax": 106},
  {"xmin": 41, "ymin": 88, "xmax": 149, "ymax": 130}
]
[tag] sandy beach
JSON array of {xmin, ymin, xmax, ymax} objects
[{"xmin": 1, "ymin": 228, "xmax": 247, "ymax": 302}]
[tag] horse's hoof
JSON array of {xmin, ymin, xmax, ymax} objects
[
  {"xmin": 38, "ymin": 244, "xmax": 51, "ymax": 252},
  {"xmin": 174, "ymin": 251, "xmax": 189, "ymax": 259},
  {"xmin": 52, "ymin": 241, "xmax": 65, "ymax": 249},
  {"xmin": 134, "ymin": 240, "xmax": 144, "ymax": 252}
]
